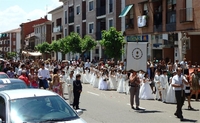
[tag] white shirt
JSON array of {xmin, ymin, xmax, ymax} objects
[
  {"xmin": 172, "ymin": 74, "xmax": 188, "ymax": 91},
  {"xmin": 38, "ymin": 68, "xmax": 50, "ymax": 79},
  {"xmin": 160, "ymin": 74, "xmax": 168, "ymax": 89},
  {"xmin": 154, "ymin": 74, "xmax": 160, "ymax": 84},
  {"xmin": 84, "ymin": 62, "xmax": 91, "ymax": 68},
  {"xmin": 67, "ymin": 76, "xmax": 75, "ymax": 85}
]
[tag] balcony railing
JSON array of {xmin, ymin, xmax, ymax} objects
[
  {"xmin": 69, "ymin": 15, "xmax": 74, "ymax": 23},
  {"xmin": 180, "ymin": 8, "xmax": 194, "ymax": 23},
  {"xmin": 53, "ymin": 26, "xmax": 63, "ymax": 33},
  {"xmin": 96, "ymin": 6, "xmax": 106, "ymax": 17}
]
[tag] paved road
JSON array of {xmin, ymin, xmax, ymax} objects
[{"xmin": 66, "ymin": 84, "xmax": 200, "ymax": 123}]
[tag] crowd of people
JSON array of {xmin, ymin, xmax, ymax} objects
[{"xmin": 0, "ymin": 57, "xmax": 200, "ymax": 120}]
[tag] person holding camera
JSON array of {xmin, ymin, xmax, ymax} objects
[{"xmin": 129, "ymin": 70, "xmax": 141, "ymax": 110}]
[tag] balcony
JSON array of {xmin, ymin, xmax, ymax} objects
[
  {"xmin": 69, "ymin": 16, "xmax": 74, "ymax": 23},
  {"xmin": 166, "ymin": 11, "xmax": 176, "ymax": 32},
  {"xmin": 53, "ymin": 26, "xmax": 63, "ymax": 33},
  {"xmin": 82, "ymin": 12, "xmax": 86, "ymax": 20},
  {"xmin": 180, "ymin": 8, "xmax": 194, "ymax": 23},
  {"xmin": 96, "ymin": 31, "xmax": 102, "ymax": 40},
  {"xmin": 96, "ymin": 6, "xmax": 106, "ymax": 17},
  {"xmin": 154, "ymin": 12, "xmax": 162, "ymax": 32}
]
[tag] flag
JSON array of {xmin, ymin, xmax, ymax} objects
[{"xmin": 126, "ymin": 42, "xmax": 148, "ymax": 72}]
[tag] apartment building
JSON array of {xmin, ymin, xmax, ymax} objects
[
  {"xmin": 0, "ymin": 28, "xmax": 21, "ymax": 59},
  {"xmin": 48, "ymin": 5, "xmax": 64, "ymax": 60},
  {"xmin": 122, "ymin": 0, "xmax": 200, "ymax": 64},
  {"xmin": 59, "ymin": 0, "xmax": 122, "ymax": 61}
]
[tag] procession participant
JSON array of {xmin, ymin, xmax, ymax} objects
[
  {"xmin": 117, "ymin": 70, "xmax": 127, "ymax": 93},
  {"xmin": 52, "ymin": 74, "xmax": 63, "ymax": 97},
  {"xmin": 7, "ymin": 67, "xmax": 15, "ymax": 78},
  {"xmin": 154, "ymin": 70, "xmax": 162, "ymax": 101},
  {"xmin": 67, "ymin": 71, "xmax": 75, "ymax": 105},
  {"xmin": 73, "ymin": 74, "xmax": 82, "ymax": 110},
  {"xmin": 171, "ymin": 67, "xmax": 188, "ymax": 121},
  {"xmin": 18, "ymin": 70, "xmax": 30, "ymax": 87},
  {"xmin": 38, "ymin": 63, "xmax": 51, "ymax": 90},
  {"xmin": 109, "ymin": 69, "xmax": 117, "ymax": 90},
  {"xmin": 129, "ymin": 70, "xmax": 141, "ymax": 110},
  {"xmin": 28, "ymin": 67, "xmax": 38, "ymax": 88},
  {"xmin": 160, "ymin": 70, "xmax": 169, "ymax": 103},
  {"xmin": 139, "ymin": 73, "xmax": 154, "ymax": 100},
  {"xmin": 166, "ymin": 71, "xmax": 177, "ymax": 104},
  {"xmin": 190, "ymin": 68, "xmax": 200, "ymax": 101},
  {"xmin": 185, "ymin": 74, "xmax": 194, "ymax": 110}
]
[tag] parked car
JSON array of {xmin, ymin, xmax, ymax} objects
[
  {"xmin": 0, "ymin": 72, "xmax": 9, "ymax": 79},
  {"xmin": 0, "ymin": 79, "xmax": 28, "ymax": 91},
  {"xmin": 0, "ymin": 89, "xmax": 87, "ymax": 123}
]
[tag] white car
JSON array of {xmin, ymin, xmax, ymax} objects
[{"xmin": 0, "ymin": 89, "xmax": 87, "ymax": 123}]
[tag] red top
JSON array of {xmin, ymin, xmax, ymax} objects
[{"xmin": 19, "ymin": 75, "xmax": 30, "ymax": 86}]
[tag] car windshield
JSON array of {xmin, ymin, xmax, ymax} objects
[
  {"xmin": 0, "ymin": 74, "xmax": 9, "ymax": 78},
  {"xmin": 10, "ymin": 95, "xmax": 79, "ymax": 123},
  {"xmin": 0, "ymin": 83, "xmax": 27, "ymax": 91}
]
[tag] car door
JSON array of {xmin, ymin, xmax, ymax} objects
[{"xmin": 0, "ymin": 96, "xmax": 6, "ymax": 122}]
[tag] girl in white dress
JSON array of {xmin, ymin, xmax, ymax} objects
[
  {"xmin": 108, "ymin": 69, "xmax": 117, "ymax": 90},
  {"xmin": 117, "ymin": 70, "xmax": 128, "ymax": 93},
  {"xmin": 93, "ymin": 70, "xmax": 99, "ymax": 88},
  {"xmin": 98, "ymin": 69, "xmax": 109, "ymax": 90},
  {"xmin": 139, "ymin": 73, "xmax": 154, "ymax": 100},
  {"xmin": 83, "ymin": 67, "xmax": 90, "ymax": 84},
  {"xmin": 166, "ymin": 71, "xmax": 177, "ymax": 103}
]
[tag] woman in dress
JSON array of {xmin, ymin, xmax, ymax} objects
[
  {"xmin": 28, "ymin": 67, "xmax": 38, "ymax": 88},
  {"xmin": 52, "ymin": 74, "xmax": 63, "ymax": 97},
  {"xmin": 190, "ymin": 68, "xmax": 200, "ymax": 101},
  {"xmin": 109, "ymin": 69, "xmax": 117, "ymax": 90},
  {"xmin": 83, "ymin": 67, "xmax": 90, "ymax": 84},
  {"xmin": 166, "ymin": 71, "xmax": 177, "ymax": 104},
  {"xmin": 93, "ymin": 70, "xmax": 99, "ymax": 88},
  {"xmin": 98, "ymin": 69, "xmax": 109, "ymax": 90},
  {"xmin": 117, "ymin": 70, "xmax": 128, "ymax": 93},
  {"xmin": 139, "ymin": 73, "xmax": 154, "ymax": 100}
]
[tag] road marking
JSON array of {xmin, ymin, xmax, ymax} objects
[{"xmin": 87, "ymin": 91, "xmax": 99, "ymax": 96}]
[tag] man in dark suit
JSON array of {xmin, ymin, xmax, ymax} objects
[{"xmin": 73, "ymin": 74, "xmax": 82, "ymax": 110}]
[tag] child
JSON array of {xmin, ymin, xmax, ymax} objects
[{"xmin": 52, "ymin": 74, "xmax": 63, "ymax": 97}]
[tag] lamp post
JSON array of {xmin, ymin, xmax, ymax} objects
[{"xmin": 180, "ymin": 33, "xmax": 190, "ymax": 59}]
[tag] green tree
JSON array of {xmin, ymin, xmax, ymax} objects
[
  {"xmin": 7, "ymin": 52, "xmax": 17, "ymax": 59},
  {"xmin": 59, "ymin": 38, "xmax": 69, "ymax": 60},
  {"xmin": 51, "ymin": 40, "xmax": 60, "ymax": 59},
  {"xmin": 81, "ymin": 35, "xmax": 97, "ymax": 58},
  {"xmin": 66, "ymin": 32, "xmax": 82, "ymax": 54},
  {"xmin": 100, "ymin": 27, "xmax": 125, "ymax": 62},
  {"xmin": 35, "ymin": 42, "xmax": 51, "ymax": 54}
]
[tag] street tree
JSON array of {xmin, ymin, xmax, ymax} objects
[
  {"xmin": 7, "ymin": 52, "xmax": 17, "ymax": 59},
  {"xmin": 66, "ymin": 32, "xmax": 82, "ymax": 54},
  {"xmin": 81, "ymin": 35, "xmax": 97, "ymax": 59},
  {"xmin": 35, "ymin": 42, "xmax": 52, "ymax": 59},
  {"xmin": 59, "ymin": 38, "xmax": 69, "ymax": 60},
  {"xmin": 100, "ymin": 27, "xmax": 125, "ymax": 62},
  {"xmin": 51, "ymin": 40, "xmax": 60, "ymax": 59}
]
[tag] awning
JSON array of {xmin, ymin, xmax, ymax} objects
[
  {"xmin": 138, "ymin": 0, "xmax": 148, "ymax": 4},
  {"xmin": 22, "ymin": 51, "xmax": 42, "ymax": 56},
  {"xmin": 28, "ymin": 52, "xmax": 42, "ymax": 56},
  {"xmin": 119, "ymin": 5, "xmax": 133, "ymax": 17}
]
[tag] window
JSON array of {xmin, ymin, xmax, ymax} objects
[
  {"xmin": 13, "ymin": 33, "xmax": 16, "ymax": 38},
  {"xmin": 64, "ymin": 28, "xmax": 67, "ymax": 37},
  {"xmin": 13, "ymin": 48, "xmax": 16, "ymax": 51},
  {"xmin": 167, "ymin": 0, "xmax": 176, "ymax": 23},
  {"xmin": 88, "ymin": 23, "xmax": 94, "ymax": 34},
  {"xmin": 109, "ymin": 0, "xmax": 113, "ymax": 13},
  {"xmin": 76, "ymin": 25, "xmax": 80, "ymax": 34},
  {"xmin": 89, "ymin": 1, "xmax": 94, "ymax": 11},
  {"xmin": 52, "ymin": 22, "xmax": 54, "ymax": 32},
  {"xmin": 108, "ymin": 19, "xmax": 113, "ymax": 29},
  {"xmin": 143, "ymin": 3, "xmax": 148, "ymax": 15},
  {"xmin": 13, "ymin": 41, "xmax": 16, "ymax": 45},
  {"xmin": 4, "ymin": 47, "xmax": 6, "ymax": 51},
  {"xmin": 95, "ymin": 49, "xmax": 99, "ymax": 54},
  {"xmin": 0, "ymin": 41, "xmax": 2, "ymax": 44},
  {"xmin": 76, "ymin": 6, "xmax": 80, "ymax": 15},
  {"xmin": 65, "ymin": 10, "xmax": 68, "ymax": 24}
]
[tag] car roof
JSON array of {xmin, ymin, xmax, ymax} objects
[
  {"xmin": 0, "ymin": 89, "xmax": 57, "ymax": 100},
  {"xmin": 0, "ymin": 72, "xmax": 6, "ymax": 74},
  {"xmin": 0, "ymin": 79, "xmax": 24, "ymax": 84}
]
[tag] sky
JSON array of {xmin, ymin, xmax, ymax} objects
[{"xmin": 0, "ymin": 0, "xmax": 63, "ymax": 33}]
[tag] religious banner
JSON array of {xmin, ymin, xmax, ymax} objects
[{"xmin": 126, "ymin": 42, "xmax": 148, "ymax": 72}]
